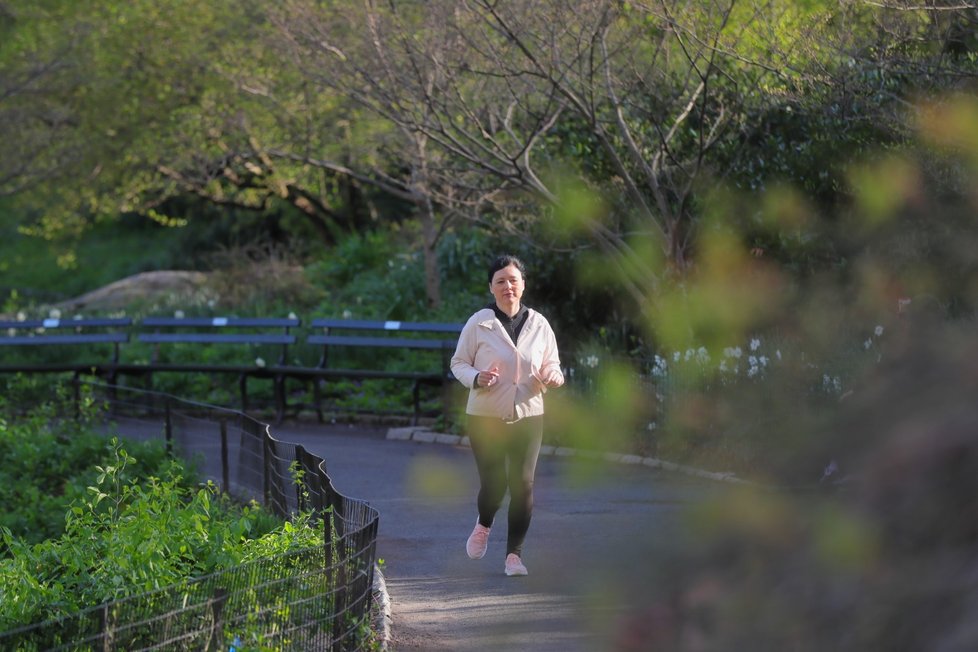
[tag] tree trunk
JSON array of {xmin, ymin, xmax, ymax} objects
[{"xmin": 420, "ymin": 194, "xmax": 442, "ymax": 309}]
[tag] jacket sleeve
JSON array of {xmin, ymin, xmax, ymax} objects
[
  {"xmin": 539, "ymin": 320, "xmax": 564, "ymax": 386},
  {"xmin": 450, "ymin": 317, "xmax": 480, "ymax": 389}
]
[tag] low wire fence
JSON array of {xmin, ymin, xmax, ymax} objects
[{"xmin": 0, "ymin": 382, "xmax": 380, "ymax": 652}]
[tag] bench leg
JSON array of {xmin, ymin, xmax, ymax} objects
[
  {"xmin": 313, "ymin": 377, "xmax": 324, "ymax": 423},
  {"xmin": 411, "ymin": 380, "xmax": 421, "ymax": 426},
  {"xmin": 239, "ymin": 374, "xmax": 249, "ymax": 414},
  {"xmin": 274, "ymin": 374, "xmax": 286, "ymax": 425}
]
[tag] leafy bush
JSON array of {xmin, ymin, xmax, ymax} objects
[
  {"xmin": 0, "ymin": 396, "xmax": 321, "ymax": 631},
  {"xmin": 0, "ymin": 410, "xmax": 173, "ymax": 544},
  {"xmin": 206, "ymin": 241, "xmax": 326, "ymax": 313}
]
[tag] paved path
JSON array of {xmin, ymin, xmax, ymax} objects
[{"xmin": 275, "ymin": 422, "xmax": 722, "ymax": 651}]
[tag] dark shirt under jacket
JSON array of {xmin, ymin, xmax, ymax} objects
[
  {"xmin": 471, "ymin": 302, "xmax": 530, "ymax": 389},
  {"xmin": 488, "ymin": 301, "xmax": 529, "ymax": 346}
]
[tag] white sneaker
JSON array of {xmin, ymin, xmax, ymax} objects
[
  {"xmin": 466, "ymin": 522, "xmax": 491, "ymax": 559},
  {"xmin": 504, "ymin": 553, "xmax": 528, "ymax": 576}
]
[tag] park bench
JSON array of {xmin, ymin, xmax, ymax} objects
[
  {"xmin": 291, "ymin": 318, "xmax": 464, "ymax": 425},
  {"xmin": 1, "ymin": 313, "xmax": 466, "ymax": 424},
  {"xmin": 0, "ymin": 317, "xmax": 131, "ymax": 382},
  {"xmin": 114, "ymin": 316, "xmax": 300, "ymax": 421}
]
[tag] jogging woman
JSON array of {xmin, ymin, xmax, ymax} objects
[{"xmin": 450, "ymin": 254, "xmax": 564, "ymax": 576}]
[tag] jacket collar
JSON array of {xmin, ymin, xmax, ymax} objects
[{"xmin": 477, "ymin": 308, "xmax": 541, "ymax": 338}]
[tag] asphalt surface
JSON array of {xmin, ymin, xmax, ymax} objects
[
  {"xmin": 105, "ymin": 415, "xmax": 724, "ymax": 651},
  {"xmin": 275, "ymin": 422, "xmax": 723, "ymax": 651}
]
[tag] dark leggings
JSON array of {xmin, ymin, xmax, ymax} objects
[{"xmin": 467, "ymin": 415, "xmax": 544, "ymax": 557}]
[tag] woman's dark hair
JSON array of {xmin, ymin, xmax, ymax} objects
[{"xmin": 488, "ymin": 254, "xmax": 526, "ymax": 283}]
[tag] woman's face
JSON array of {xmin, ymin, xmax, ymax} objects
[{"xmin": 490, "ymin": 264, "xmax": 524, "ymax": 308}]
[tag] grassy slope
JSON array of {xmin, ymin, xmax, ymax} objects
[{"xmin": 0, "ymin": 216, "xmax": 193, "ymax": 308}]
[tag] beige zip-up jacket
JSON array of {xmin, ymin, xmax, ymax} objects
[{"xmin": 450, "ymin": 307, "xmax": 563, "ymax": 422}]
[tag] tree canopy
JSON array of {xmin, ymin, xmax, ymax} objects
[{"xmin": 2, "ymin": 0, "xmax": 977, "ymax": 313}]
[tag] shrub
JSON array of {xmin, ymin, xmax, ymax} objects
[{"xmin": 0, "ymin": 394, "xmax": 321, "ymax": 632}]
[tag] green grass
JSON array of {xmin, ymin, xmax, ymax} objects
[{"xmin": 0, "ymin": 216, "xmax": 191, "ymax": 308}]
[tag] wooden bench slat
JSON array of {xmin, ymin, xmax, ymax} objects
[
  {"xmin": 0, "ymin": 318, "xmax": 132, "ymax": 329},
  {"xmin": 139, "ymin": 334, "xmax": 296, "ymax": 345},
  {"xmin": 309, "ymin": 318, "xmax": 462, "ymax": 333},
  {"xmin": 0, "ymin": 334, "xmax": 129, "ymax": 345},
  {"xmin": 307, "ymin": 334, "xmax": 452, "ymax": 349},
  {"xmin": 142, "ymin": 317, "xmax": 300, "ymax": 328}
]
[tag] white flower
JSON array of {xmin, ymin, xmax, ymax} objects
[
  {"xmin": 748, "ymin": 355, "xmax": 758, "ymax": 367},
  {"xmin": 586, "ymin": 355, "xmax": 600, "ymax": 368},
  {"xmin": 747, "ymin": 366, "xmax": 759, "ymax": 378},
  {"xmin": 255, "ymin": 357, "xmax": 266, "ymax": 368},
  {"xmin": 49, "ymin": 308, "xmax": 61, "ymax": 319},
  {"xmin": 73, "ymin": 314, "xmax": 82, "ymax": 320},
  {"xmin": 673, "ymin": 351, "xmax": 681, "ymax": 362},
  {"xmin": 732, "ymin": 347, "xmax": 742, "ymax": 358},
  {"xmin": 776, "ymin": 349, "xmax": 782, "ymax": 360},
  {"xmin": 288, "ymin": 312, "xmax": 298, "ymax": 320},
  {"xmin": 874, "ymin": 325, "xmax": 884, "ymax": 337},
  {"xmin": 719, "ymin": 360, "xmax": 728, "ymax": 372},
  {"xmin": 652, "ymin": 356, "xmax": 667, "ymax": 377},
  {"xmin": 174, "ymin": 310, "xmax": 185, "ymax": 319},
  {"xmin": 759, "ymin": 356, "xmax": 769, "ymax": 367},
  {"xmin": 646, "ymin": 421, "xmax": 657, "ymax": 431},
  {"xmin": 342, "ymin": 309, "xmax": 353, "ymax": 319},
  {"xmin": 864, "ymin": 339, "xmax": 872, "ymax": 350},
  {"xmin": 697, "ymin": 347, "xmax": 709, "ymax": 363},
  {"xmin": 750, "ymin": 338, "xmax": 761, "ymax": 351},
  {"xmin": 684, "ymin": 348, "xmax": 694, "ymax": 361},
  {"xmin": 16, "ymin": 311, "xmax": 26, "ymax": 322}
]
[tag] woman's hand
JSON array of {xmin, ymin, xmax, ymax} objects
[
  {"xmin": 476, "ymin": 366, "xmax": 500, "ymax": 388},
  {"xmin": 540, "ymin": 369, "xmax": 564, "ymax": 388},
  {"xmin": 533, "ymin": 366, "xmax": 563, "ymax": 389}
]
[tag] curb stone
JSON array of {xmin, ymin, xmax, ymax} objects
[
  {"xmin": 371, "ymin": 563, "xmax": 392, "ymax": 650},
  {"xmin": 385, "ymin": 427, "xmax": 762, "ymax": 487}
]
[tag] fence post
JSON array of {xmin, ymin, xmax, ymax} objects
[
  {"xmin": 209, "ymin": 587, "xmax": 229, "ymax": 651},
  {"xmin": 220, "ymin": 419, "xmax": 230, "ymax": 493},
  {"xmin": 295, "ymin": 445, "xmax": 307, "ymax": 511},
  {"xmin": 263, "ymin": 435, "xmax": 271, "ymax": 508},
  {"xmin": 263, "ymin": 437, "xmax": 287, "ymax": 517},
  {"xmin": 99, "ymin": 603, "xmax": 113, "ymax": 652},
  {"xmin": 327, "ymin": 509, "xmax": 349, "ymax": 652}
]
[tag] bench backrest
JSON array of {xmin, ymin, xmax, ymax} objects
[
  {"xmin": 138, "ymin": 317, "xmax": 299, "ymax": 364},
  {"xmin": 0, "ymin": 317, "xmax": 132, "ymax": 361},
  {"xmin": 307, "ymin": 319, "xmax": 463, "ymax": 370}
]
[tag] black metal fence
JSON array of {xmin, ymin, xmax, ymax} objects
[{"xmin": 0, "ymin": 382, "xmax": 380, "ymax": 652}]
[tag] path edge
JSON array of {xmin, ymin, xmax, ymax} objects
[{"xmin": 386, "ymin": 426, "xmax": 764, "ymax": 487}]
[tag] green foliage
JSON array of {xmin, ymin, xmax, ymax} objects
[
  {"xmin": 0, "ymin": 411, "xmax": 173, "ymax": 544},
  {"xmin": 0, "ymin": 424, "xmax": 322, "ymax": 629},
  {"xmin": 305, "ymin": 227, "xmax": 493, "ymax": 322},
  {"xmin": 609, "ymin": 325, "xmax": 978, "ymax": 651},
  {"xmin": 0, "ymin": 214, "xmax": 191, "ymax": 304}
]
